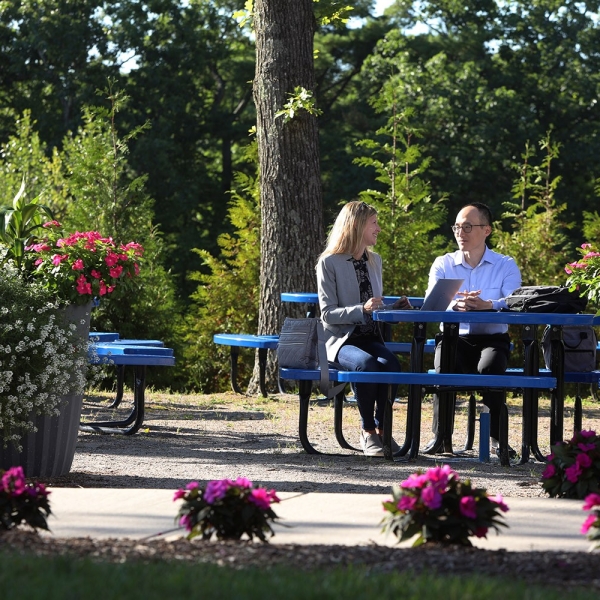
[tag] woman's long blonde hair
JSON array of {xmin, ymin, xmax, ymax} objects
[{"xmin": 319, "ymin": 201, "xmax": 378, "ymax": 261}]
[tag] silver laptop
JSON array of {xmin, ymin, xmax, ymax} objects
[{"xmin": 420, "ymin": 278, "xmax": 464, "ymax": 311}]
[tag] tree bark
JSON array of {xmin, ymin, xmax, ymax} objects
[{"xmin": 250, "ymin": 0, "xmax": 324, "ymax": 394}]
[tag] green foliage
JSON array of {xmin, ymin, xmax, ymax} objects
[
  {"xmin": 492, "ymin": 133, "xmax": 573, "ymax": 287},
  {"xmin": 182, "ymin": 145, "xmax": 261, "ymax": 392},
  {"xmin": 55, "ymin": 87, "xmax": 181, "ymax": 386},
  {"xmin": 275, "ymin": 87, "xmax": 323, "ymax": 124},
  {"xmin": 0, "ymin": 179, "xmax": 53, "ymax": 269},
  {"xmin": 354, "ymin": 101, "xmax": 449, "ymax": 298}
]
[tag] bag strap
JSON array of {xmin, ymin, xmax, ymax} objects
[{"xmin": 317, "ymin": 320, "xmax": 346, "ymax": 399}]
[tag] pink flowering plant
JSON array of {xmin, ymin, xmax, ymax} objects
[
  {"xmin": 565, "ymin": 242, "xmax": 600, "ymax": 307},
  {"xmin": 23, "ymin": 221, "xmax": 143, "ymax": 306},
  {"xmin": 541, "ymin": 429, "xmax": 600, "ymax": 499},
  {"xmin": 381, "ymin": 465, "xmax": 509, "ymax": 547},
  {"xmin": 0, "ymin": 466, "xmax": 51, "ymax": 532},
  {"xmin": 581, "ymin": 493, "xmax": 600, "ymax": 552},
  {"xmin": 174, "ymin": 478, "xmax": 280, "ymax": 542}
]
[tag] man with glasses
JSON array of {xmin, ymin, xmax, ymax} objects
[{"xmin": 423, "ymin": 202, "xmax": 522, "ymax": 457}]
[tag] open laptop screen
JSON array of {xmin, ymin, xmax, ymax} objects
[{"xmin": 420, "ymin": 278, "xmax": 464, "ymax": 311}]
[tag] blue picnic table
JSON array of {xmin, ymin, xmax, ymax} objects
[{"xmin": 82, "ymin": 333, "xmax": 175, "ymax": 435}]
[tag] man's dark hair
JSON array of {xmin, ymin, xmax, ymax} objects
[{"xmin": 464, "ymin": 202, "xmax": 493, "ymax": 226}]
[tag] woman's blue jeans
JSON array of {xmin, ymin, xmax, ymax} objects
[{"xmin": 336, "ymin": 338, "xmax": 402, "ymax": 431}]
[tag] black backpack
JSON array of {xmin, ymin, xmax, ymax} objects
[{"xmin": 504, "ymin": 286, "xmax": 588, "ymax": 314}]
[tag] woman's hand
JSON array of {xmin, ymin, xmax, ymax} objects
[{"xmin": 363, "ymin": 297, "xmax": 385, "ymax": 313}]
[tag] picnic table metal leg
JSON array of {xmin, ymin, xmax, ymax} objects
[
  {"xmin": 80, "ymin": 365, "xmax": 147, "ymax": 435},
  {"xmin": 106, "ymin": 365, "xmax": 125, "ymax": 408},
  {"xmin": 519, "ymin": 324, "xmax": 546, "ymax": 463},
  {"xmin": 397, "ymin": 320, "xmax": 426, "ymax": 459},
  {"xmin": 548, "ymin": 325, "xmax": 565, "ymax": 446},
  {"xmin": 574, "ymin": 385, "xmax": 583, "ymax": 433},
  {"xmin": 229, "ymin": 347, "xmax": 243, "ymax": 394},
  {"xmin": 434, "ymin": 323, "xmax": 459, "ymax": 454},
  {"xmin": 334, "ymin": 390, "xmax": 361, "ymax": 452},
  {"xmin": 463, "ymin": 394, "xmax": 477, "ymax": 451},
  {"xmin": 498, "ymin": 401, "xmax": 510, "ymax": 466},
  {"xmin": 297, "ymin": 379, "xmax": 321, "ymax": 454},
  {"xmin": 382, "ymin": 384, "xmax": 394, "ymax": 460},
  {"xmin": 257, "ymin": 348, "xmax": 268, "ymax": 397}
]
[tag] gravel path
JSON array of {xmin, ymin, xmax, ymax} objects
[{"xmin": 48, "ymin": 389, "xmax": 600, "ymax": 499}]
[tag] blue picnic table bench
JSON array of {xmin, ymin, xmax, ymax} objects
[{"xmin": 81, "ymin": 333, "xmax": 175, "ymax": 435}]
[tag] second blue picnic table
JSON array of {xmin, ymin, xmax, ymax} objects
[{"xmin": 374, "ymin": 309, "xmax": 595, "ymax": 462}]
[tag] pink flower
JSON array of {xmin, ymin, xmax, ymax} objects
[
  {"xmin": 490, "ymin": 494, "xmax": 509, "ymax": 512},
  {"xmin": 580, "ymin": 430, "xmax": 596, "ymax": 438},
  {"xmin": 204, "ymin": 479, "xmax": 232, "ymax": 504},
  {"xmin": 577, "ymin": 443, "xmax": 596, "ymax": 452},
  {"xmin": 52, "ymin": 253, "xmax": 68, "ymax": 265},
  {"xmin": 76, "ymin": 274, "xmax": 92, "ymax": 295},
  {"xmin": 581, "ymin": 243, "xmax": 592, "ymax": 249},
  {"xmin": 426, "ymin": 465, "xmax": 454, "ymax": 491},
  {"xmin": 474, "ymin": 526, "xmax": 488, "ymax": 538},
  {"xmin": 401, "ymin": 473, "xmax": 429, "ymax": 489},
  {"xmin": 233, "ymin": 477, "xmax": 253, "ymax": 489},
  {"xmin": 576, "ymin": 453, "xmax": 592, "ymax": 469},
  {"xmin": 179, "ymin": 513, "xmax": 192, "ymax": 531},
  {"xmin": 583, "ymin": 493, "xmax": 600, "ymax": 511},
  {"xmin": 248, "ymin": 488, "xmax": 279, "ymax": 510},
  {"xmin": 581, "ymin": 514, "xmax": 597, "ymax": 535},
  {"xmin": 565, "ymin": 463, "xmax": 582, "ymax": 483},
  {"xmin": 72, "ymin": 259, "xmax": 84, "ymax": 270},
  {"xmin": 99, "ymin": 281, "xmax": 107, "ymax": 296},
  {"xmin": 420, "ymin": 486, "xmax": 442, "ymax": 510},
  {"xmin": 31, "ymin": 243, "xmax": 51, "ymax": 252},
  {"xmin": 1, "ymin": 466, "xmax": 27, "ymax": 495},
  {"xmin": 459, "ymin": 496, "xmax": 478, "ymax": 519},
  {"xmin": 105, "ymin": 252, "xmax": 120, "ymax": 267},
  {"xmin": 134, "ymin": 263, "xmax": 140, "ymax": 275},
  {"xmin": 541, "ymin": 463, "xmax": 556, "ymax": 479},
  {"xmin": 173, "ymin": 489, "xmax": 186, "ymax": 501},
  {"xmin": 43, "ymin": 220, "xmax": 61, "ymax": 228},
  {"xmin": 398, "ymin": 495, "xmax": 418, "ymax": 511},
  {"xmin": 109, "ymin": 265, "xmax": 123, "ymax": 278},
  {"xmin": 91, "ymin": 269, "xmax": 102, "ymax": 279},
  {"xmin": 186, "ymin": 481, "xmax": 200, "ymax": 490}
]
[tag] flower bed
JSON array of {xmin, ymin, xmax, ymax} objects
[
  {"xmin": 541, "ymin": 429, "xmax": 600, "ymax": 499},
  {"xmin": 174, "ymin": 477, "xmax": 280, "ymax": 542},
  {"xmin": 381, "ymin": 465, "xmax": 509, "ymax": 546}
]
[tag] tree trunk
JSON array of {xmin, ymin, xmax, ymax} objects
[{"xmin": 250, "ymin": 0, "xmax": 324, "ymax": 394}]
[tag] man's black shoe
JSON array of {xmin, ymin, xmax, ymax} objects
[{"xmin": 495, "ymin": 445, "xmax": 517, "ymax": 460}]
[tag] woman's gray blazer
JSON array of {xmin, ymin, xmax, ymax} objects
[{"xmin": 316, "ymin": 252, "xmax": 383, "ymax": 362}]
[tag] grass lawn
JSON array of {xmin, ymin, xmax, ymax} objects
[{"xmin": 1, "ymin": 552, "xmax": 597, "ymax": 600}]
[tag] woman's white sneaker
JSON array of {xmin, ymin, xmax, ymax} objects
[{"xmin": 360, "ymin": 430, "xmax": 384, "ymax": 457}]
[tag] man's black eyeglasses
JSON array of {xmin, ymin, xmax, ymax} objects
[{"xmin": 451, "ymin": 223, "xmax": 488, "ymax": 234}]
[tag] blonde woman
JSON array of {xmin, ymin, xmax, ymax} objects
[{"xmin": 317, "ymin": 201, "xmax": 410, "ymax": 457}]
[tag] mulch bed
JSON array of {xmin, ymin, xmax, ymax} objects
[{"xmin": 1, "ymin": 529, "xmax": 599, "ymax": 591}]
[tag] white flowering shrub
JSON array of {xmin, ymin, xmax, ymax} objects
[{"xmin": 0, "ymin": 266, "xmax": 88, "ymax": 450}]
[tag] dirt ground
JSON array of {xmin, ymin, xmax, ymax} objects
[{"xmin": 56, "ymin": 388, "xmax": 600, "ymax": 497}]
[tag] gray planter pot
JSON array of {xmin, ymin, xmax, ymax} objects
[{"xmin": 0, "ymin": 302, "xmax": 91, "ymax": 478}]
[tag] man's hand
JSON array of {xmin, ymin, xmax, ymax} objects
[
  {"xmin": 392, "ymin": 295, "xmax": 412, "ymax": 310},
  {"xmin": 453, "ymin": 290, "xmax": 493, "ymax": 311}
]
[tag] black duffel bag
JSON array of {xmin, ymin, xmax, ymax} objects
[{"xmin": 504, "ymin": 286, "xmax": 588, "ymax": 314}]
